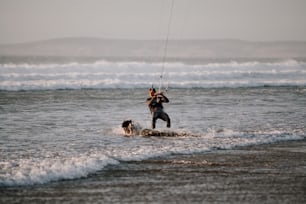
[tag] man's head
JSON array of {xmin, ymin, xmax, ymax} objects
[{"xmin": 149, "ymin": 88, "xmax": 156, "ymax": 97}]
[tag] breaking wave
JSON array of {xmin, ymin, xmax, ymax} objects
[
  {"xmin": 1, "ymin": 60, "xmax": 305, "ymax": 90},
  {"xmin": 0, "ymin": 128, "xmax": 303, "ymax": 186}
]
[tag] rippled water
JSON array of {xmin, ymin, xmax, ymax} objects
[{"xmin": 1, "ymin": 87, "xmax": 305, "ymax": 186}]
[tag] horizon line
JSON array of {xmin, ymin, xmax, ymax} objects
[{"xmin": 1, "ymin": 37, "xmax": 306, "ymax": 45}]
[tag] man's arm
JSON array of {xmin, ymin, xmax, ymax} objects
[{"xmin": 159, "ymin": 93, "xmax": 169, "ymax": 103}]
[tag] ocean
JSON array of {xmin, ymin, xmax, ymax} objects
[{"xmin": 0, "ymin": 59, "xmax": 306, "ymax": 202}]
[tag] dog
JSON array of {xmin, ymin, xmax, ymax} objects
[
  {"xmin": 121, "ymin": 120, "xmax": 142, "ymax": 136},
  {"xmin": 121, "ymin": 120, "xmax": 185, "ymax": 137}
]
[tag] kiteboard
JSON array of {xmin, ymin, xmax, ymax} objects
[{"xmin": 121, "ymin": 120, "xmax": 189, "ymax": 137}]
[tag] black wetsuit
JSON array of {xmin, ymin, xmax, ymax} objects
[{"xmin": 146, "ymin": 94, "xmax": 171, "ymax": 129}]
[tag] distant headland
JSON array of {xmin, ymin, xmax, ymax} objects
[{"xmin": 1, "ymin": 37, "xmax": 306, "ymax": 63}]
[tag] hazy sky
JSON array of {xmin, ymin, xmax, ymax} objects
[{"xmin": 1, "ymin": 0, "xmax": 306, "ymax": 44}]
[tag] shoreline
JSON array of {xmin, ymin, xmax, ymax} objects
[{"xmin": 1, "ymin": 139, "xmax": 306, "ymax": 203}]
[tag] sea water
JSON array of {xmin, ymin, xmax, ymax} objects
[{"xmin": 0, "ymin": 59, "xmax": 306, "ymax": 186}]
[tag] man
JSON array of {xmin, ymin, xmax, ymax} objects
[{"xmin": 146, "ymin": 88, "xmax": 171, "ymax": 129}]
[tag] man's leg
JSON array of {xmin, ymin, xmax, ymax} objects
[
  {"xmin": 160, "ymin": 112, "xmax": 171, "ymax": 128},
  {"xmin": 152, "ymin": 113, "xmax": 158, "ymax": 129}
]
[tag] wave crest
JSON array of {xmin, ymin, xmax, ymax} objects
[{"xmin": 1, "ymin": 60, "xmax": 305, "ymax": 90}]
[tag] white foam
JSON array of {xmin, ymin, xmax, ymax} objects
[
  {"xmin": 0, "ymin": 130, "xmax": 303, "ymax": 186},
  {"xmin": 1, "ymin": 60, "xmax": 305, "ymax": 90},
  {"xmin": 0, "ymin": 152, "xmax": 119, "ymax": 186}
]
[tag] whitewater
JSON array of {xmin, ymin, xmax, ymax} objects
[
  {"xmin": 0, "ymin": 59, "xmax": 306, "ymax": 90},
  {"xmin": 0, "ymin": 59, "xmax": 306, "ymax": 187}
]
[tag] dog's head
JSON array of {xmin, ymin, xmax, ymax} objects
[{"xmin": 122, "ymin": 120, "xmax": 134, "ymax": 135}]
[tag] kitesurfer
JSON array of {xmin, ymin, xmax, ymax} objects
[{"xmin": 146, "ymin": 88, "xmax": 171, "ymax": 129}]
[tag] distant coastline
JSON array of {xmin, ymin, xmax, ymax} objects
[{"xmin": 1, "ymin": 37, "xmax": 306, "ymax": 64}]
